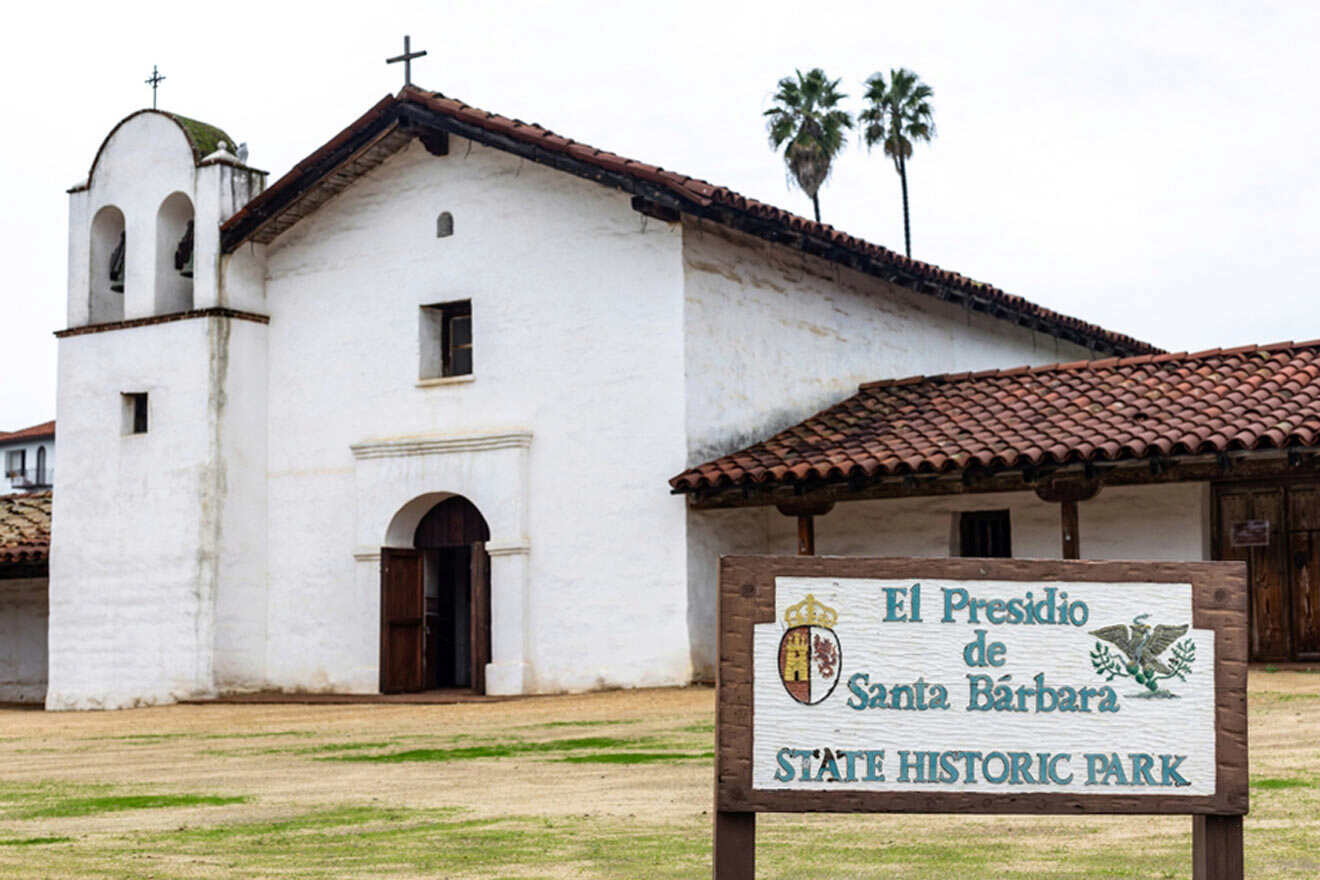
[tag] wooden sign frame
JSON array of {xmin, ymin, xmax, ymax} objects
[{"xmin": 713, "ymin": 556, "xmax": 1248, "ymax": 880}]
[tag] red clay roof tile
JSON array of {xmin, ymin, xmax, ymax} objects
[
  {"xmin": 672, "ymin": 342, "xmax": 1320, "ymax": 493},
  {"xmin": 221, "ymin": 85, "xmax": 1158, "ymax": 357},
  {"xmin": 0, "ymin": 420, "xmax": 54, "ymax": 443},
  {"xmin": 0, "ymin": 491, "xmax": 50, "ymax": 564}
]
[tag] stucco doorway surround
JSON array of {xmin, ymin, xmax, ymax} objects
[
  {"xmin": 353, "ymin": 430, "xmax": 532, "ymax": 696},
  {"xmin": 381, "ymin": 496, "xmax": 491, "ymax": 694}
]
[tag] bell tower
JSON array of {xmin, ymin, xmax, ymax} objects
[{"xmin": 48, "ymin": 107, "xmax": 271, "ymax": 709}]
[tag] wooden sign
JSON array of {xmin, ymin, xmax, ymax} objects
[
  {"xmin": 1229, "ymin": 520, "xmax": 1270, "ymax": 547},
  {"xmin": 714, "ymin": 557, "xmax": 1247, "ymax": 880}
]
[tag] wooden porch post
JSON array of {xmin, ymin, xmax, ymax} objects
[
  {"xmin": 1060, "ymin": 499, "xmax": 1080, "ymax": 560},
  {"xmin": 1034, "ymin": 479, "xmax": 1101, "ymax": 560},
  {"xmin": 776, "ymin": 501, "xmax": 834, "ymax": 557}
]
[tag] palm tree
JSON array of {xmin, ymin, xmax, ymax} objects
[
  {"xmin": 859, "ymin": 68, "xmax": 935, "ymax": 257},
  {"xmin": 764, "ymin": 68, "xmax": 853, "ymax": 223}
]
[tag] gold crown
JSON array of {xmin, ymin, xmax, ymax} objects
[{"xmin": 784, "ymin": 594, "xmax": 837, "ymax": 628}]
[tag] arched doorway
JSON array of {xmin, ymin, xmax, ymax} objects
[{"xmin": 380, "ymin": 495, "xmax": 491, "ymax": 694}]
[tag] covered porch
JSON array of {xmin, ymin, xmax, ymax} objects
[{"xmin": 675, "ymin": 341, "xmax": 1320, "ymax": 664}]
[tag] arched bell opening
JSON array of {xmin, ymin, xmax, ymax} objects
[
  {"xmin": 155, "ymin": 192, "xmax": 194, "ymax": 314},
  {"xmin": 380, "ymin": 494, "xmax": 491, "ymax": 694},
  {"xmin": 89, "ymin": 205, "xmax": 126, "ymax": 323}
]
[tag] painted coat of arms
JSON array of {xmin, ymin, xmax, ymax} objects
[
  {"xmin": 778, "ymin": 594, "xmax": 842, "ymax": 705},
  {"xmin": 1090, "ymin": 614, "xmax": 1197, "ymax": 698}
]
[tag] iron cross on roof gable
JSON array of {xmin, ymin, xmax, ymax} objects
[
  {"xmin": 386, "ymin": 35, "xmax": 427, "ymax": 87},
  {"xmin": 145, "ymin": 65, "xmax": 165, "ymax": 109}
]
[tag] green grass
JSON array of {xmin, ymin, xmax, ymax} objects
[
  {"xmin": 559, "ymin": 751, "xmax": 715, "ymax": 764},
  {"xmin": 15, "ymin": 794, "xmax": 248, "ymax": 819},
  {"xmin": 0, "ymin": 837, "xmax": 71, "ymax": 847},
  {"xmin": 1253, "ymin": 777, "xmax": 1314, "ymax": 790},
  {"xmin": 23, "ymin": 806, "xmax": 711, "ymax": 879}
]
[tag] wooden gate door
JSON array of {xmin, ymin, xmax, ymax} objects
[
  {"xmin": 1215, "ymin": 484, "xmax": 1291, "ymax": 661},
  {"xmin": 380, "ymin": 547, "xmax": 425, "ymax": 693},
  {"xmin": 1287, "ymin": 486, "xmax": 1320, "ymax": 659},
  {"xmin": 470, "ymin": 542, "xmax": 491, "ymax": 694}
]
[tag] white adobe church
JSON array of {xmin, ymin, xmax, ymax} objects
[{"xmin": 43, "ymin": 84, "xmax": 1167, "ymax": 710}]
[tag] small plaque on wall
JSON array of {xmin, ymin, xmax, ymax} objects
[{"xmin": 1230, "ymin": 520, "xmax": 1269, "ymax": 547}]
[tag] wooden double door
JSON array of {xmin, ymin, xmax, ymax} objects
[
  {"xmin": 380, "ymin": 495, "xmax": 493, "ymax": 693},
  {"xmin": 1215, "ymin": 482, "xmax": 1320, "ymax": 661},
  {"xmin": 381, "ymin": 545, "xmax": 491, "ymax": 693}
]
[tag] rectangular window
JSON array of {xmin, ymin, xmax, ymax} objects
[
  {"xmin": 122, "ymin": 392, "xmax": 148, "ymax": 435},
  {"xmin": 4, "ymin": 449, "xmax": 24, "ymax": 478},
  {"xmin": 419, "ymin": 300, "xmax": 473, "ymax": 380},
  {"xmin": 959, "ymin": 510, "xmax": 1011, "ymax": 558}
]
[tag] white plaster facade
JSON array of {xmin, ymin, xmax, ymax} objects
[
  {"xmin": 46, "ymin": 103, "xmax": 1195, "ymax": 709},
  {"xmin": 0, "ymin": 433, "xmax": 53, "ymax": 494},
  {"xmin": 0, "ymin": 577, "xmax": 47, "ymax": 702}
]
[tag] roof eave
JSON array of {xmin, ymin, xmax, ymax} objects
[
  {"xmin": 218, "ymin": 89, "xmax": 1157, "ymax": 356},
  {"xmin": 677, "ymin": 446, "xmax": 1320, "ymax": 510}
]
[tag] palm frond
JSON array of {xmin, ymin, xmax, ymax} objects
[{"xmin": 763, "ymin": 67, "xmax": 854, "ymax": 209}]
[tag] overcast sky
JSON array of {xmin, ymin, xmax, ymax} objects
[{"xmin": 2, "ymin": 1, "xmax": 1317, "ymax": 430}]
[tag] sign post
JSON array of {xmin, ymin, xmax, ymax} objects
[{"xmin": 714, "ymin": 557, "xmax": 1247, "ymax": 880}]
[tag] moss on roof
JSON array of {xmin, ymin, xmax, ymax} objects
[{"xmin": 165, "ymin": 113, "xmax": 236, "ymax": 161}]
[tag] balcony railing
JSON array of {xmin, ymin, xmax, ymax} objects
[{"xmin": 5, "ymin": 468, "xmax": 52, "ymax": 489}]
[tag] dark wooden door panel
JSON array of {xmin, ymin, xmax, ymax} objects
[
  {"xmin": 1216, "ymin": 486, "xmax": 1290, "ymax": 661},
  {"xmin": 470, "ymin": 542, "xmax": 491, "ymax": 695},
  {"xmin": 1289, "ymin": 486, "xmax": 1320, "ymax": 531},
  {"xmin": 381, "ymin": 547, "xmax": 424, "ymax": 693},
  {"xmin": 1250, "ymin": 488, "xmax": 1290, "ymax": 661},
  {"xmin": 1288, "ymin": 529, "xmax": 1320, "ymax": 658},
  {"xmin": 1288, "ymin": 486, "xmax": 1320, "ymax": 658}
]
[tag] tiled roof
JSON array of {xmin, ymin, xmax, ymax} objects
[
  {"xmin": 671, "ymin": 341, "xmax": 1320, "ymax": 493},
  {"xmin": 220, "ymin": 86, "xmax": 1158, "ymax": 357},
  {"xmin": 0, "ymin": 491, "xmax": 51, "ymax": 565},
  {"xmin": 0, "ymin": 420, "xmax": 54, "ymax": 443}
]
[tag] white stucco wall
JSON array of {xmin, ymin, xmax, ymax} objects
[
  {"xmin": 51, "ymin": 105, "xmax": 1169, "ymax": 708},
  {"xmin": 261, "ymin": 137, "xmax": 688, "ymax": 695},
  {"xmin": 685, "ymin": 482, "xmax": 1211, "ymax": 681},
  {"xmin": 67, "ymin": 112, "xmax": 265, "ymax": 328},
  {"xmin": 78, "ymin": 114, "xmax": 198, "ymax": 323},
  {"xmin": 0, "ymin": 577, "xmax": 47, "ymax": 703},
  {"xmin": 47, "ymin": 314, "xmax": 267, "ymax": 709},
  {"xmin": 209, "ymin": 318, "xmax": 269, "ymax": 691},
  {"xmin": 774, "ymin": 483, "xmax": 1210, "ymax": 560},
  {"xmin": 49, "ymin": 321, "xmax": 215, "ymax": 708},
  {"xmin": 680, "ymin": 220, "xmax": 1103, "ymax": 679}
]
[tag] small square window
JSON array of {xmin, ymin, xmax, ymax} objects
[
  {"xmin": 959, "ymin": 510, "xmax": 1011, "ymax": 558},
  {"xmin": 420, "ymin": 300, "xmax": 473, "ymax": 379},
  {"xmin": 122, "ymin": 392, "xmax": 148, "ymax": 435},
  {"xmin": 4, "ymin": 449, "xmax": 24, "ymax": 478}
]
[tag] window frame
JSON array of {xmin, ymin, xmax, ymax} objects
[
  {"xmin": 122, "ymin": 392, "xmax": 149, "ymax": 435},
  {"xmin": 958, "ymin": 509, "xmax": 1012, "ymax": 558},
  {"xmin": 419, "ymin": 300, "xmax": 473, "ymax": 381}
]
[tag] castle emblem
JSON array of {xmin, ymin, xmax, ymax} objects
[{"xmin": 777, "ymin": 594, "xmax": 843, "ymax": 705}]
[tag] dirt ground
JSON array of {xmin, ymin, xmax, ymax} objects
[{"xmin": 0, "ymin": 672, "xmax": 1317, "ymax": 878}]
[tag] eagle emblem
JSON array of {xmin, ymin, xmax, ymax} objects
[{"xmin": 1089, "ymin": 614, "xmax": 1197, "ymax": 698}]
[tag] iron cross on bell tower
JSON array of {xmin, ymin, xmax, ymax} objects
[
  {"xmin": 386, "ymin": 35, "xmax": 427, "ymax": 87},
  {"xmin": 145, "ymin": 65, "xmax": 165, "ymax": 109}
]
